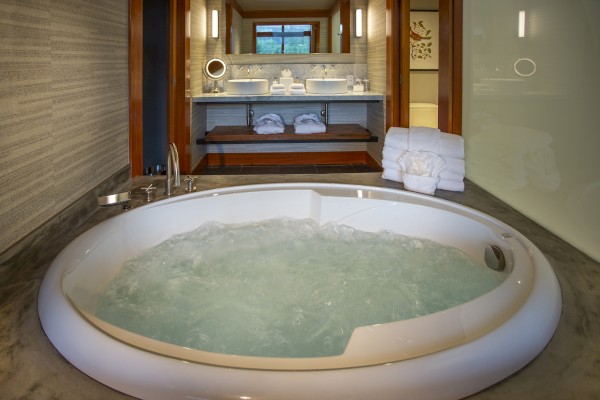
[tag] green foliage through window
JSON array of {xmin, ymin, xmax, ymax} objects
[{"xmin": 256, "ymin": 24, "xmax": 313, "ymax": 54}]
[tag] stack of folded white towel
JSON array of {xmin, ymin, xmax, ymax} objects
[
  {"xmin": 270, "ymin": 83, "xmax": 286, "ymax": 95},
  {"xmin": 253, "ymin": 113, "xmax": 285, "ymax": 134},
  {"xmin": 382, "ymin": 126, "xmax": 465, "ymax": 194},
  {"xmin": 290, "ymin": 83, "xmax": 306, "ymax": 95},
  {"xmin": 294, "ymin": 113, "xmax": 326, "ymax": 134}
]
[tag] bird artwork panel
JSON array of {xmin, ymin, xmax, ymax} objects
[{"xmin": 409, "ymin": 11, "xmax": 439, "ymax": 70}]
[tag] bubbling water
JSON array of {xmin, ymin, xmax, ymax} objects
[{"xmin": 95, "ymin": 218, "xmax": 505, "ymax": 358}]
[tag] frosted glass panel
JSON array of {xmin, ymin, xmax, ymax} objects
[{"xmin": 463, "ymin": 0, "xmax": 600, "ymax": 262}]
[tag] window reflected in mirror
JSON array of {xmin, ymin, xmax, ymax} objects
[{"xmin": 254, "ymin": 23, "xmax": 319, "ymax": 54}]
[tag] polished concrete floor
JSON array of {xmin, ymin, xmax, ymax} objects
[{"xmin": 1, "ymin": 172, "xmax": 599, "ymax": 399}]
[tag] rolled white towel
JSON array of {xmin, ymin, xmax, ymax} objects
[
  {"xmin": 439, "ymin": 131, "xmax": 465, "ymax": 159},
  {"xmin": 402, "ymin": 173, "xmax": 439, "ymax": 195},
  {"xmin": 253, "ymin": 113, "xmax": 285, "ymax": 134},
  {"xmin": 382, "ymin": 159, "xmax": 400, "ymax": 171},
  {"xmin": 382, "ymin": 168, "xmax": 403, "ymax": 183},
  {"xmin": 408, "ymin": 126, "xmax": 441, "ymax": 153},
  {"xmin": 294, "ymin": 121, "xmax": 326, "ymax": 134},
  {"xmin": 437, "ymin": 179, "xmax": 465, "ymax": 192},
  {"xmin": 294, "ymin": 113, "xmax": 321, "ymax": 125},
  {"xmin": 382, "ymin": 147, "xmax": 406, "ymax": 162},
  {"xmin": 255, "ymin": 113, "xmax": 284, "ymax": 125},
  {"xmin": 384, "ymin": 127, "xmax": 409, "ymax": 151},
  {"xmin": 408, "ymin": 126, "xmax": 465, "ymax": 159},
  {"xmin": 254, "ymin": 123, "xmax": 284, "ymax": 134}
]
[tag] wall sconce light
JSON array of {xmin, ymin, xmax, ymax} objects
[
  {"xmin": 212, "ymin": 9, "xmax": 219, "ymax": 38},
  {"xmin": 518, "ymin": 10, "xmax": 526, "ymax": 38},
  {"xmin": 355, "ymin": 9, "xmax": 363, "ymax": 37}
]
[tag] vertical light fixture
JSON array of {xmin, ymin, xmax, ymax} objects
[
  {"xmin": 355, "ymin": 9, "xmax": 363, "ymax": 37},
  {"xmin": 212, "ymin": 9, "xmax": 219, "ymax": 38},
  {"xmin": 518, "ymin": 10, "xmax": 526, "ymax": 38}
]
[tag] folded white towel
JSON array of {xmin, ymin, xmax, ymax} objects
[
  {"xmin": 382, "ymin": 159, "xmax": 400, "ymax": 171},
  {"xmin": 382, "ymin": 168, "xmax": 403, "ymax": 183},
  {"xmin": 439, "ymin": 170, "xmax": 464, "ymax": 182},
  {"xmin": 255, "ymin": 113, "xmax": 284, "ymax": 125},
  {"xmin": 384, "ymin": 127, "xmax": 409, "ymax": 151},
  {"xmin": 253, "ymin": 113, "xmax": 285, "ymax": 134},
  {"xmin": 403, "ymin": 173, "xmax": 439, "ymax": 195},
  {"xmin": 295, "ymin": 121, "xmax": 326, "ymax": 134},
  {"xmin": 294, "ymin": 113, "xmax": 321, "ymax": 125},
  {"xmin": 290, "ymin": 88, "xmax": 306, "ymax": 95},
  {"xmin": 270, "ymin": 88, "xmax": 286, "ymax": 95},
  {"xmin": 254, "ymin": 123, "xmax": 284, "ymax": 134},
  {"xmin": 437, "ymin": 179, "xmax": 465, "ymax": 192},
  {"xmin": 271, "ymin": 83, "xmax": 285, "ymax": 90},
  {"xmin": 398, "ymin": 151, "xmax": 446, "ymax": 178},
  {"xmin": 290, "ymin": 83, "xmax": 305, "ymax": 90}
]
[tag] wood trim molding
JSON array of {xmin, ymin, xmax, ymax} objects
[
  {"xmin": 451, "ymin": 0, "xmax": 463, "ymax": 134},
  {"xmin": 438, "ymin": 0, "xmax": 463, "ymax": 134},
  {"xmin": 128, "ymin": 0, "xmax": 143, "ymax": 177},
  {"xmin": 199, "ymin": 151, "xmax": 380, "ymax": 168}
]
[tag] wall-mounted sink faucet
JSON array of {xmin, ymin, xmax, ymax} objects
[
  {"xmin": 165, "ymin": 143, "xmax": 180, "ymax": 196},
  {"xmin": 238, "ymin": 65, "xmax": 262, "ymax": 78},
  {"xmin": 312, "ymin": 64, "xmax": 336, "ymax": 78}
]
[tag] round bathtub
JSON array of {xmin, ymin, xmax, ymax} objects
[{"xmin": 38, "ymin": 183, "xmax": 561, "ymax": 400}]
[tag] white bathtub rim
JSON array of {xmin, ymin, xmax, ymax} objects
[{"xmin": 38, "ymin": 183, "xmax": 562, "ymax": 400}]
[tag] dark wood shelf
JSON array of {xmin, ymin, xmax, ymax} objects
[{"xmin": 196, "ymin": 124, "xmax": 377, "ymax": 144}]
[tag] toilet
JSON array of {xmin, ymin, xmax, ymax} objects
[{"xmin": 409, "ymin": 103, "xmax": 438, "ymax": 128}]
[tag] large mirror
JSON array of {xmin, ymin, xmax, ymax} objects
[{"xmin": 226, "ymin": 0, "xmax": 352, "ymax": 55}]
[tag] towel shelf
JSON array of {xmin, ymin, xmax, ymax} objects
[{"xmin": 197, "ymin": 124, "xmax": 377, "ymax": 144}]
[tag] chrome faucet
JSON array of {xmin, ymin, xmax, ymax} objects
[
  {"xmin": 238, "ymin": 65, "xmax": 262, "ymax": 78},
  {"xmin": 165, "ymin": 143, "xmax": 180, "ymax": 196}
]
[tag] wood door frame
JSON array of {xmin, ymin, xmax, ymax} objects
[
  {"xmin": 129, "ymin": 0, "xmax": 191, "ymax": 177},
  {"xmin": 386, "ymin": 0, "xmax": 462, "ymax": 134}
]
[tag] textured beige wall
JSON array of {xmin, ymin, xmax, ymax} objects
[{"xmin": 0, "ymin": 0, "xmax": 129, "ymax": 254}]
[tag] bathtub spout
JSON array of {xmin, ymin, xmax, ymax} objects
[{"xmin": 165, "ymin": 143, "xmax": 180, "ymax": 196}]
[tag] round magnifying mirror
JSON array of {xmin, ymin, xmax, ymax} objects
[{"xmin": 205, "ymin": 58, "xmax": 227, "ymax": 79}]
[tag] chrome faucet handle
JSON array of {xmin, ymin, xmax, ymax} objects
[
  {"xmin": 141, "ymin": 184, "xmax": 156, "ymax": 203},
  {"xmin": 184, "ymin": 176, "xmax": 197, "ymax": 193}
]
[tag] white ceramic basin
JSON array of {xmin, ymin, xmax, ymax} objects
[
  {"xmin": 306, "ymin": 78, "xmax": 347, "ymax": 94},
  {"xmin": 227, "ymin": 79, "xmax": 269, "ymax": 95}
]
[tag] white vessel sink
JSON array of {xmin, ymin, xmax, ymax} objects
[
  {"xmin": 306, "ymin": 78, "xmax": 347, "ymax": 94},
  {"xmin": 227, "ymin": 79, "xmax": 269, "ymax": 95}
]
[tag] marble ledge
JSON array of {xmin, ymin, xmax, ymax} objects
[{"xmin": 192, "ymin": 91, "xmax": 383, "ymax": 104}]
